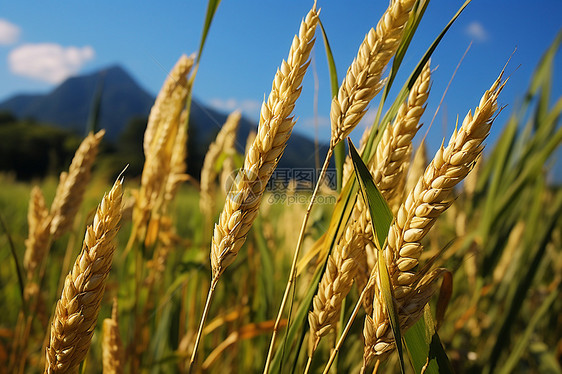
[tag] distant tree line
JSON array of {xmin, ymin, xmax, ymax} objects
[{"xmin": 0, "ymin": 111, "xmax": 204, "ymax": 182}]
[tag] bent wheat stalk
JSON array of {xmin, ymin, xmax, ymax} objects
[
  {"xmin": 190, "ymin": 5, "xmax": 319, "ymax": 369},
  {"xmin": 385, "ymin": 72, "xmax": 505, "ymax": 300},
  {"xmin": 44, "ymin": 178, "xmax": 123, "ymax": 373}
]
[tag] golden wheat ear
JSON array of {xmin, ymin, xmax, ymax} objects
[
  {"xmin": 132, "ymin": 54, "xmax": 194, "ymax": 248},
  {"xmin": 191, "ymin": 4, "xmax": 320, "ymax": 370},
  {"xmin": 50, "ymin": 130, "xmax": 105, "ymax": 239},
  {"xmin": 200, "ymin": 110, "xmax": 242, "ymax": 226},
  {"xmin": 361, "ymin": 71, "xmax": 506, "ymax": 367},
  {"xmin": 102, "ymin": 298, "xmax": 124, "ymax": 374},
  {"xmin": 330, "ymin": 0, "xmax": 417, "ymax": 148},
  {"xmin": 45, "ymin": 177, "xmax": 123, "ymax": 374},
  {"xmin": 23, "ymin": 186, "xmax": 51, "ymax": 281},
  {"xmin": 210, "ymin": 5, "xmax": 319, "ymax": 280}
]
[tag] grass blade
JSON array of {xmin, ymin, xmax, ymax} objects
[
  {"xmin": 348, "ymin": 139, "xmax": 404, "ymax": 372},
  {"xmin": 404, "ymin": 306, "xmax": 454, "ymax": 374},
  {"xmin": 318, "ymin": 18, "xmax": 343, "ymax": 192},
  {"xmin": 196, "ymin": 0, "xmax": 222, "ymax": 66},
  {"xmin": 347, "ymin": 139, "xmax": 392, "ymax": 248}
]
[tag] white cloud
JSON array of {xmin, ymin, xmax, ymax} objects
[
  {"xmin": 9, "ymin": 43, "xmax": 95, "ymax": 84},
  {"xmin": 465, "ymin": 21, "xmax": 488, "ymax": 42},
  {"xmin": 0, "ymin": 19, "xmax": 20, "ymax": 45},
  {"xmin": 208, "ymin": 97, "xmax": 261, "ymax": 118}
]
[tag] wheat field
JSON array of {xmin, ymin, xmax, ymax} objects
[{"xmin": 1, "ymin": 1, "xmax": 561, "ymax": 373}]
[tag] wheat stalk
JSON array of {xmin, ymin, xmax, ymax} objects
[
  {"xmin": 330, "ymin": 0, "xmax": 416, "ymax": 148},
  {"xmin": 45, "ymin": 178, "xmax": 123, "ymax": 373},
  {"xmin": 143, "ymin": 54, "xmax": 194, "ymax": 155},
  {"xmin": 102, "ymin": 299, "xmax": 124, "ymax": 374},
  {"xmin": 268, "ymin": 3, "xmax": 418, "ymax": 370},
  {"xmin": 219, "ymin": 118, "xmax": 241, "ymax": 197},
  {"xmin": 191, "ymin": 5, "xmax": 319, "ymax": 369},
  {"xmin": 385, "ymin": 73, "xmax": 505, "ymax": 298},
  {"xmin": 50, "ymin": 130, "xmax": 105, "ymax": 239},
  {"xmin": 23, "ymin": 186, "xmax": 51, "ymax": 280},
  {"xmin": 352, "ymin": 62, "xmax": 431, "ymax": 305}
]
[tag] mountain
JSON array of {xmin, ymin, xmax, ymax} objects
[
  {"xmin": 0, "ymin": 65, "xmax": 327, "ymax": 174},
  {"xmin": 0, "ymin": 65, "xmax": 154, "ymax": 140}
]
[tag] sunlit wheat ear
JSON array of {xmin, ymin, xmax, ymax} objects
[
  {"xmin": 164, "ymin": 108, "xmax": 189, "ymax": 205},
  {"xmin": 200, "ymin": 110, "xmax": 242, "ymax": 223},
  {"xmin": 352, "ymin": 61, "xmax": 432, "ymax": 290},
  {"xmin": 210, "ymin": 6, "xmax": 319, "ymax": 279},
  {"xmin": 308, "ymin": 229, "xmax": 361, "ymax": 356},
  {"xmin": 50, "ymin": 130, "xmax": 105, "ymax": 239},
  {"xmin": 385, "ymin": 72, "xmax": 506, "ymax": 300},
  {"xmin": 362, "ymin": 268, "xmax": 447, "ymax": 366},
  {"xmin": 143, "ymin": 54, "xmax": 194, "ymax": 155},
  {"xmin": 23, "ymin": 186, "xmax": 51, "ymax": 280},
  {"xmin": 360, "ymin": 72, "xmax": 506, "ymax": 368},
  {"xmin": 133, "ymin": 54, "xmax": 193, "ymax": 245},
  {"xmin": 45, "ymin": 178, "xmax": 123, "ymax": 374},
  {"xmin": 373, "ymin": 61, "xmax": 431, "ymax": 211},
  {"xmin": 219, "ymin": 115, "xmax": 241, "ymax": 196},
  {"xmin": 330, "ymin": 0, "xmax": 417, "ymax": 148},
  {"xmin": 102, "ymin": 299, "xmax": 124, "ymax": 374}
]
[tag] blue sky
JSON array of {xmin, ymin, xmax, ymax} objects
[{"xmin": 0, "ymin": 0, "xmax": 561, "ymax": 157}]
